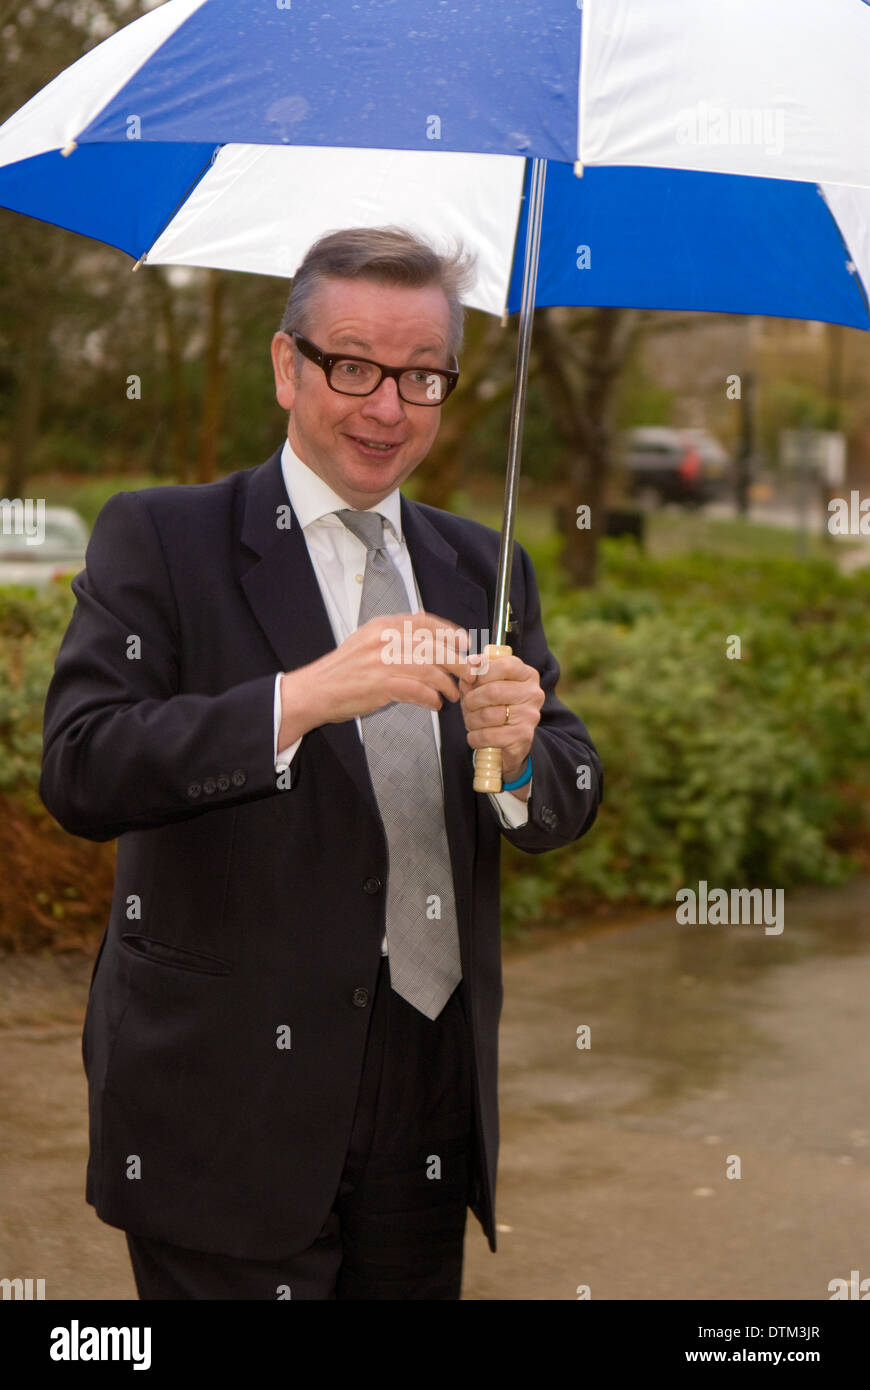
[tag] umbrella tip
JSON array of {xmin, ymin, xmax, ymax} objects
[
  {"xmin": 132, "ymin": 253, "xmax": 148, "ymax": 273},
  {"xmin": 574, "ymin": 160, "xmax": 584, "ymax": 178},
  {"xmin": 60, "ymin": 140, "xmax": 78, "ymax": 158}
]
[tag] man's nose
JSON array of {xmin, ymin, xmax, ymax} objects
[{"xmin": 360, "ymin": 375, "xmax": 406, "ymax": 422}]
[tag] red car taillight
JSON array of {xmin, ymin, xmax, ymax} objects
[{"xmin": 680, "ymin": 448, "xmax": 701, "ymax": 481}]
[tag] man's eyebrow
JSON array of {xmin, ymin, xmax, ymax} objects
[{"xmin": 331, "ymin": 335, "xmax": 443, "ymax": 360}]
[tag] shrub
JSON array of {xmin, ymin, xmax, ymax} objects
[{"xmin": 2, "ymin": 542, "xmax": 869, "ymax": 949}]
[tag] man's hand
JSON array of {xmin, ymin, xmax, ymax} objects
[
  {"xmin": 459, "ymin": 652, "xmax": 545, "ymax": 795},
  {"xmin": 278, "ymin": 613, "xmax": 471, "ymax": 747}
]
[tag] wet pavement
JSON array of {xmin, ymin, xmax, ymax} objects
[
  {"xmin": 1, "ymin": 879, "xmax": 868, "ymax": 1300},
  {"xmin": 464, "ymin": 878, "xmax": 870, "ymax": 1299}
]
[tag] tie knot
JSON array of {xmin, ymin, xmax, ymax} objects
[{"xmin": 335, "ymin": 508, "xmax": 387, "ymax": 551}]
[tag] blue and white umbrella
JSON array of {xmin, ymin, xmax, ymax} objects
[
  {"xmin": 2, "ymin": 0, "xmax": 869, "ymax": 785},
  {"xmin": 0, "ymin": 0, "xmax": 868, "ymax": 324}
]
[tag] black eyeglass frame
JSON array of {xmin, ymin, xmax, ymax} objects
[{"xmin": 289, "ymin": 332, "xmax": 460, "ymax": 405}]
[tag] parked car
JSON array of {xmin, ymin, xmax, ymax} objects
[
  {"xmin": 621, "ymin": 427, "xmax": 732, "ymax": 508},
  {"xmin": 0, "ymin": 505, "xmax": 89, "ymax": 589}
]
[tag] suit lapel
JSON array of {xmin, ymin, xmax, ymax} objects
[
  {"xmin": 239, "ymin": 449, "xmax": 378, "ymax": 814},
  {"xmin": 238, "ymin": 452, "xmax": 492, "ymax": 923}
]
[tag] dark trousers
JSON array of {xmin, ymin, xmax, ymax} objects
[{"xmin": 125, "ymin": 955, "xmax": 476, "ymax": 1299}]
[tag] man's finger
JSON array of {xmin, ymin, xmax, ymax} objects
[{"xmin": 462, "ymin": 679, "xmax": 538, "ymax": 710}]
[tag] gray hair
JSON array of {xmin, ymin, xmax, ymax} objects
[{"xmin": 278, "ymin": 226, "xmax": 478, "ymax": 375}]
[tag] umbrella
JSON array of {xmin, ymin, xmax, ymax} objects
[{"xmin": 2, "ymin": 0, "xmax": 869, "ymax": 791}]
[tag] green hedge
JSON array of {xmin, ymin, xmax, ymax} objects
[
  {"xmin": 500, "ymin": 542, "xmax": 870, "ymax": 930},
  {"xmin": 3, "ymin": 541, "xmax": 869, "ymax": 945},
  {"xmin": 0, "ymin": 582, "xmax": 77, "ymax": 805}
]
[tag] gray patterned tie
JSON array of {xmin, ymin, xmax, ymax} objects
[{"xmin": 336, "ymin": 508, "xmax": 462, "ymax": 1020}]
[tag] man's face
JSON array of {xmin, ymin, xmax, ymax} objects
[{"xmin": 271, "ymin": 276, "xmax": 452, "ymax": 509}]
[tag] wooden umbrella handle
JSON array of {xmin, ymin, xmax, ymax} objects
[{"xmin": 472, "ymin": 644, "xmax": 514, "ymax": 792}]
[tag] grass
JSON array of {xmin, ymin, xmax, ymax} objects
[
  {"xmin": 644, "ymin": 510, "xmax": 860, "ymax": 564},
  {"xmin": 455, "ymin": 489, "xmax": 863, "ymax": 568}
]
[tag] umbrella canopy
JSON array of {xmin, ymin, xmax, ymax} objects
[
  {"xmin": 2, "ymin": 0, "xmax": 868, "ymax": 785},
  {"xmin": 580, "ymin": 0, "xmax": 870, "ymax": 189},
  {"xmin": 0, "ymin": 0, "xmax": 869, "ymax": 326}
]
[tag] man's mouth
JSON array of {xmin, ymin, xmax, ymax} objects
[{"xmin": 347, "ymin": 435, "xmax": 402, "ymax": 456}]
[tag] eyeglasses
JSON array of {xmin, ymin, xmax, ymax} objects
[{"xmin": 289, "ymin": 332, "xmax": 459, "ymax": 406}]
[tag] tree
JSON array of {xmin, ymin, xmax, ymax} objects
[
  {"xmin": 196, "ymin": 270, "xmax": 225, "ymax": 485},
  {"xmin": 413, "ymin": 307, "xmax": 519, "ymax": 511},
  {"xmin": 533, "ymin": 306, "xmax": 641, "ymax": 587},
  {"xmin": 0, "ymin": 0, "xmax": 155, "ymax": 493}
]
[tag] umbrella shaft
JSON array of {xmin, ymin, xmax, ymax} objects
[{"xmin": 492, "ymin": 157, "xmax": 547, "ymax": 644}]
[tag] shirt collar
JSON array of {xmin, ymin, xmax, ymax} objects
[{"xmin": 280, "ymin": 437, "xmax": 403, "ymax": 541}]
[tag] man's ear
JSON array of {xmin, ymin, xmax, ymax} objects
[{"xmin": 271, "ymin": 332, "xmax": 297, "ymax": 411}]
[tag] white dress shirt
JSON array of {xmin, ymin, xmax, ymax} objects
[{"xmin": 272, "ymin": 438, "xmax": 530, "ymax": 837}]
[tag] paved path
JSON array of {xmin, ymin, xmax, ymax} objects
[
  {"xmin": 2, "ymin": 880, "xmax": 868, "ymax": 1300},
  {"xmin": 463, "ymin": 880, "xmax": 870, "ymax": 1299}
]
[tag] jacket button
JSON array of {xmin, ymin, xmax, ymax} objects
[
  {"xmin": 352, "ymin": 988, "xmax": 369, "ymax": 1007},
  {"xmin": 363, "ymin": 877, "xmax": 382, "ymax": 894},
  {"xmin": 186, "ymin": 782, "xmax": 202, "ymax": 799},
  {"xmin": 216, "ymin": 773, "xmax": 230, "ymax": 792},
  {"xmin": 203, "ymin": 778, "xmax": 216, "ymax": 795},
  {"xmin": 231, "ymin": 769, "xmax": 246, "ymax": 787}
]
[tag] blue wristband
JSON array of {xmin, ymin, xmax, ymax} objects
[{"xmin": 502, "ymin": 755, "xmax": 532, "ymax": 791}]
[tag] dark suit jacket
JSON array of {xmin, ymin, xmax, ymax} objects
[{"xmin": 39, "ymin": 445, "xmax": 603, "ymax": 1261}]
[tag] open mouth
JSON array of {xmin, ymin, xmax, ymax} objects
[{"xmin": 347, "ymin": 435, "xmax": 402, "ymax": 458}]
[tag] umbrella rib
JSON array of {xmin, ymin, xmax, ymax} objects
[
  {"xmin": 816, "ymin": 185, "xmax": 870, "ymax": 324},
  {"xmin": 131, "ymin": 143, "xmax": 222, "ymax": 270},
  {"xmin": 500, "ymin": 157, "xmax": 532, "ymax": 328}
]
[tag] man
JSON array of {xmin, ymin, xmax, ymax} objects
[{"xmin": 39, "ymin": 226, "xmax": 602, "ymax": 1300}]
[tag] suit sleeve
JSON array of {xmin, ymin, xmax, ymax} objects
[
  {"xmin": 495, "ymin": 541, "xmax": 603, "ymax": 854},
  {"xmin": 39, "ymin": 490, "xmax": 282, "ymax": 843}
]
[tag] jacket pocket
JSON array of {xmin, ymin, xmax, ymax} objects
[{"xmin": 120, "ymin": 934, "xmax": 233, "ymax": 976}]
